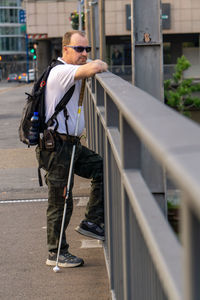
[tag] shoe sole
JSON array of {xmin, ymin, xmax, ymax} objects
[
  {"xmin": 46, "ymin": 259, "xmax": 84, "ymax": 268},
  {"xmin": 75, "ymin": 226, "xmax": 105, "ymax": 241}
]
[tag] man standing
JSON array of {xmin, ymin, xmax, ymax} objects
[{"xmin": 38, "ymin": 30, "xmax": 108, "ymax": 268}]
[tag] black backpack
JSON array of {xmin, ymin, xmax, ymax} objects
[{"xmin": 19, "ymin": 59, "xmax": 75, "ymax": 146}]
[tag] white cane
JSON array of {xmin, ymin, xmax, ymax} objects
[{"xmin": 53, "ymin": 79, "xmax": 86, "ymax": 273}]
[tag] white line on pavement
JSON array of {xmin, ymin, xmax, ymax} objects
[{"xmin": 0, "ymin": 196, "xmax": 89, "ymax": 204}]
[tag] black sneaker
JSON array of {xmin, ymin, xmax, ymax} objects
[
  {"xmin": 75, "ymin": 220, "xmax": 105, "ymax": 241},
  {"xmin": 46, "ymin": 251, "xmax": 84, "ymax": 268}
]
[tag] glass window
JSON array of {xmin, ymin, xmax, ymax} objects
[
  {"xmin": 0, "ymin": 0, "xmax": 20, "ymax": 6},
  {"xmin": 0, "ymin": 36, "xmax": 24, "ymax": 51},
  {"xmin": 163, "ymin": 42, "xmax": 171, "ymax": 64},
  {"xmin": 0, "ymin": 8, "xmax": 19, "ymax": 23},
  {"xmin": 183, "ymin": 42, "xmax": 196, "ymax": 48},
  {"xmin": 0, "ymin": 27, "xmax": 20, "ymax": 35}
]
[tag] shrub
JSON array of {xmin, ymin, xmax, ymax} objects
[{"xmin": 164, "ymin": 55, "xmax": 200, "ymax": 116}]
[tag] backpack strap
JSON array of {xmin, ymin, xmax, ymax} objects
[
  {"xmin": 38, "ymin": 167, "xmax": 43, "ymax": 186},
  {"xmin": 63, "ymin": 107, "xmax": 69, "ymax": 135},
  {"xmin": 46, "ymin": 84, "xmax": 75, "ymax": 130},
  {"xmin": 38, "ymin": 83, "xmax": 75, "ymax": 187},
  {"xmin": 32, "ymin": 60, "xmax": 59, "ymax": 95}
]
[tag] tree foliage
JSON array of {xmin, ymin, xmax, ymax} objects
[{"xmin": 164, "ymin": 55, "xmax": 200, "ymax": 116}]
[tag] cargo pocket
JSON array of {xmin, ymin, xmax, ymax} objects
[
  {"xmin": 35, "ymin": 146, "xmax": 56, "ymax": 172},
  {"xmin": 45, "ymin": 143, "xmax": 74, "ymax": 188},
  {"xmin": 47, "ymin": 163, "xmax": 68, "ymax": 187}
]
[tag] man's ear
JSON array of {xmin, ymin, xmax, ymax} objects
[
  {"xmin": 62, "ymin": 46, "xmax": 68, "ymax": 58},
  {"xmin": 63, "ymin": 46, "xmax": 69, "ymax": 54}
]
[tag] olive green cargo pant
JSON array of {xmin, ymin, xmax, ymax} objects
[{"xmin": 36, "ymin": 136, "xmax": 104, "ymax": 252}]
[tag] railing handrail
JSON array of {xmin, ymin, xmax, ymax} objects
[
  {"xmin": 85, "ymin": 71, "xmax": 200, "ymax": 299},
  {"xmin": 96, "ymin": 72, "xmax": 200, "ymax": 215}
]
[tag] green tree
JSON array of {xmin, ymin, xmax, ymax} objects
[{"xmin": 164, "ymin": 55, "xmax": 200, "ymax": 116}]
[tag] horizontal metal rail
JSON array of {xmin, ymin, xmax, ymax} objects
[{"xmin": 84, "ymin": 71, "xmax": 200, "ymax": 300}]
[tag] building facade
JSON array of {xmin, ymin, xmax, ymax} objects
[
  {"xmin": 24, "ymin": 0, "xmax": 78, "ymax": 74},
  {"xmin": 23, "ymin": 0, "xmax": 200, "ymax": 80},
  {"xmin": 162, "ymin": 0, "xmax": 200, "ymax": 79},
  {"xmin": 0, "ymin": 0, "xmax": 28, "ymax": 77}
]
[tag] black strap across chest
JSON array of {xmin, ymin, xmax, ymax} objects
[{"xmin": 46, "ymin": 60, "xmax": 75, "ymax": 133}]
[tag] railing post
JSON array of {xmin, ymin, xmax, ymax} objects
[
  {"xmin": 182, "ymin": 195, "xmax": 200, "ymax": 300},
  {"xmin": 131, "ymin": 0, "xmax": 166, "ymax": 214},
  {"xmin": 99, "ymin": 0, "xmax": 106, "ymax": 61}
]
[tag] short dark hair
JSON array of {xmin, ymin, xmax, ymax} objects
[{"xmin": 62, "ymin": 30, "xmax": 86, "ymax": 48}]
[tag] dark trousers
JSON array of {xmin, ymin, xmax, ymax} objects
[{"xmin": 36, "ymin": 137, "xmax": 104, "ymax": 252}]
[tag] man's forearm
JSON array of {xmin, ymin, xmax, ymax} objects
[{"xmin": 75, "ymin": 60, "xmax": 108, "ymax": 80}]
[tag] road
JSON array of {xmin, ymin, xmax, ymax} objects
[
  {"xmin": 0, "ymin": 81, "xmax": 91, "ymax": 200},
  {"xmin": 0, "ymin": 82, "xmax": 110, "ymax": 300},
  {"xmin": 0, "ymin": 81, "xmax": 31, "ymax": 149},
  {"xmin": 0, "ymin": 81, "xmax": 46, "ymax": 200}
]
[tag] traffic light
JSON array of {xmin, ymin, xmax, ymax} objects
[
  {"xmin": 30, "ymin": 47, "xmax": 34, "ymax": 54},
  {"xmin": 28, "ymin": 41, "xmax": 37, "ymax": 60},
  {"xmin": 33, "ymin": 43, "xmax": 38, "ymax": 60}
]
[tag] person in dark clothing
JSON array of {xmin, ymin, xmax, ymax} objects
[{"xmin": 112, "ymin": 47, "xmax": 123, "ymax": 74}]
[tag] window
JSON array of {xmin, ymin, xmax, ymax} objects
[
  {"xmin": 0, "ymin": 8, "xmax": 19, "ymax": 23},
  {"xmin": 0, "ymin": 36, "xmax": 24, "ymax": 51},
  {"xmin": 0, "ymin": 0, "xmax": 20, "ymax": 6},
  {"xmin": 163, "ymin": 42, "xmax": 171, "ymax": 64},
  {"xmin": 183, "ymin": 42, "xmax": 197, "ymax": 48},
  {"xmin": 0, "ymin": 27, "xmax": 20, "ymax": 35}
]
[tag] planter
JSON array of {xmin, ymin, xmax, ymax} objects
[{"xmin": 70, "ymin": 11, "xmax": 85, "ymax": 30}]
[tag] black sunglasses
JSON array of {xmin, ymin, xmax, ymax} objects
[{"xmin": 65, "ymin": 45, "xmax": 91, "ymax": 53}]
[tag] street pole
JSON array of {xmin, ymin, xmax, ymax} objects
[
  {"xmin": 78, "ymin": 0, "xmax": 82, "ymax": 31},
  {"xmin": 99, "ymin": 0, "xmax": 106, "ymax": 61},
  {"xmin": 84, "ymin": 0, "xmax": 90, "ymax": 43},
  {"xmin": 25, "ymin": 34, "xmax": 29, "ymax": 83},
  {"xmin": 131, "ymin": 0, "xmax": 166, "ymax": 215},
  {"xmin": 89, "ymin": 2, "xmax": 96, "ymax": 59},
  {"xmin": 33, "ymin": 42, "xmax": 38, "ymax": 82}
]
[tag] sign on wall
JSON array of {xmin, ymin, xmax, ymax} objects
[
  {"xmin": 126, "ymin": 3, "xmax": 171, "ymax": 31},
  {"xmin": 19, "ymin": 9, "xmax": 26, "ymax": 24},
  {"xmin": 126, "ymin": 4, "xmax": 131, "ymax": 31},
  {"xmin": 162, "ymin": 3, "xmax": 171, "ymax": 30}
]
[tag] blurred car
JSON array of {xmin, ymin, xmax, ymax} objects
[
  {"xmin": 18, "ymin": 69, "xmax": 34, "ymax": 83},
  {"xmin": 18, "ymin": 73, "xmax": 27, "ymax": 82},
  {"xmin": 7, "ymin": 73, "xmax": 18, "ymax": 82},
  {"xmin": 18, "ymin": 72, "xmax": 27, "ymax": 83}
]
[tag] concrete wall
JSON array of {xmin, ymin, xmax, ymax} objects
[
  {"xmin": 24, "ymin": 0, "xmax": 132, "ymax": 37},
  {"xmin": 25, "ymin": 1, "xmax": 77, "ymax": 38},
  {"xmin": 162, "ymin": 0, "xmax": 200, "ymax": 34},
  {"xmin": 105, "ymin": 0, "xmax": 131, "ymax": 36},
  {"xmin": 24, "ymin": 0, "xmax": 200, "ymax": 38}
]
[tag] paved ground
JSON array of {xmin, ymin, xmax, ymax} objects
[
  {"xmin": 0, "ymin": 83, "xmax": 110, "ymax": 300},
  {"xmin": 0, "ymin": 197, "xmax": 110, "ymax": 300}
]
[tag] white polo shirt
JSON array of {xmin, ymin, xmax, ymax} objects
[{"xmin": 45, "ymin": 57, "xmax": 85, "ymax": 136}]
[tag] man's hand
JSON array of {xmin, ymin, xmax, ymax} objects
[
  {"xmin": 75, "ymin": 59, "xmax": 108, "ymax": 80},
  {"xmin": 93, "ymin": 59, "xmax": 108, "ymax": 73}
]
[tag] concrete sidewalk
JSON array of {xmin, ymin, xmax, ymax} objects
[
  {"xmin": 0, "ymin": 197, "xmax": 110, "ymax": 300},
  {"xmin": 0, "ymin": 137, "xmax": 110, "ymax": 299}
]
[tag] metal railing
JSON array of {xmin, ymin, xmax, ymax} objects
[{"xmin": 84, "ymin": 71, "xmax": 200, "ymax": 300}]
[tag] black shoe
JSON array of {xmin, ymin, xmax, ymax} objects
[
  {"xmin": 46, "ymin": 251, "xmax": 84, "ymax": 268},
  {"xmin": 75, "ymin": 220, "xmax": 105, "ymax": 241}
]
